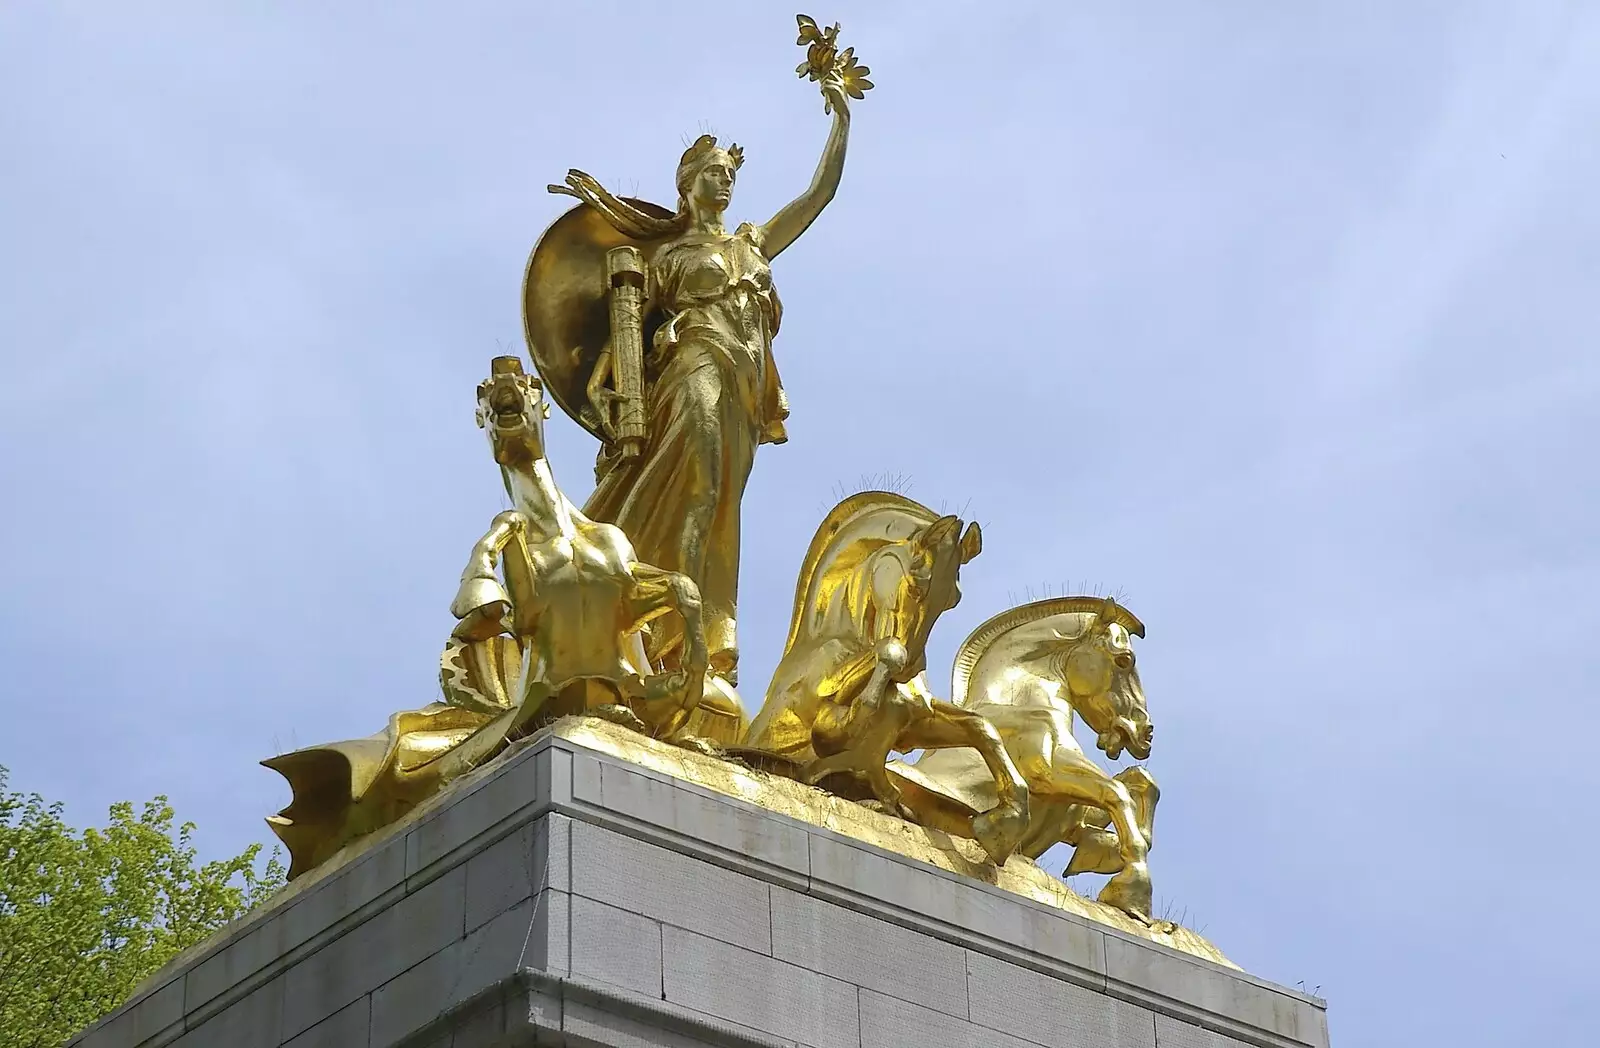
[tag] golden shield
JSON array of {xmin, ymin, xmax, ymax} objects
[{"xmin": 520, "ymin": 198, "xmax": 674, "ymax": 440}]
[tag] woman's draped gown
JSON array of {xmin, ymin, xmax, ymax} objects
[{"xmin": 584, "ymin": 222, "xmax": 789, "ymax": 675}]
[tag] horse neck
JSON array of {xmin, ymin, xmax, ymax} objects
[
  {"xmin": 852, "ymin": 543, "xmax": 917, "ymax": 641},
  {"xmin": 501, "ymin": 454, "xmax": 575, "ymax": 539},
  {"xmin": 805, "ymin": 541, "xmax": 896, "ymax": 639},
  {"xmin": 966, "ymin": 623, "xmax": 1078, "ymax": 711},
  {"xmin": 967, "ymin": 657, "xmax": 1061, "ymax": 710}
]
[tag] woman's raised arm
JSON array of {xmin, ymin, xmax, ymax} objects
[{"xmin": 760, "ymin": 75, "xmax": 852, "ymax": 260}]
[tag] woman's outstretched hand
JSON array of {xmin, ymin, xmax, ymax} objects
[{"xmin": 821, "ymin": 72, "xmax": 851, "ymax": 118}]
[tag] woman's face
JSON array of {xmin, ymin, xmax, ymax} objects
[{"xmin": 690, "ymin": 158, "xmax": 736, "ymax": 215}]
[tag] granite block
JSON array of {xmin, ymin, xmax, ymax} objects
[
  {"xmin": 1104, "ymin": 934, "xmax": 1321, "ymax": 1046},
  {"xmin": 662, "ymin": 926, "xmax": 859, "ymax": 1048},
  {"xmin": 279, "ymin": 834, "xmax": 408, "ymax": 954},
  {"xmin": 435, "ymin": 987, "xmax": 509, "ymax": 1048},
  {"xmin": 281, "ymin": 866, "xmax": 465, "ymax": 1041},
  {"xmin": 570, "ymin": 820, "xmax": 772, "ymax": 954},
  {"xmin": 769, "ymin": 886, "xmax": 967, "ymax": 1017},
  {"xmin": 369, "ymin": 945, "xmax": 457, "ymax": 1045},
  {"xmin": 463, "ymin": 822, "xmax": 537, "ymax": 932},
  {"xmin": 515, "ymin": 975, "xmax": 565, "ymax": 1042},
  {"xmin": 583, "ymin": 756, "xmax": 811, "ymax": 881},
  {"xmin": 807, "ymin": 830, "xmax": 1107, "ymax": 984},
  {"xmin": 543, "ymin": 810, "xmax": 573, "ymax": 892},
  {"xmin": 404, "ymin": 747, "xmax": 548, "ymax": 877},
  {"xmin": 571, "ymin": 894, "xmax": 664, "ymax": 998},
  {"xmin": 369, "ymin": 895, "xmax": 547, "ymax": 1047},
  {"xmin": 563, "ymin": 974, "xmax": 801, "ymax": 1048},
  {"xmin": 1155, "ymin": 1014, "xmax": 1252, "ymax": 1048},
  {"xmin": 536, "ymin": 887, "xmax": 572, "ymax": 974},
  {"xmin": 542, "ymin": 746, "xmax": 575, "ymax": 806},
  {"xmin": 173, "ymin": 976, "xmax": 284, "ymax": 1048},
  {"xmin": 573, "ymin": 749, "xmax": 604, "ymax": 804},
  {"xmin": 177, "ymin": 835, "xmax": 410, "ymax": 1022},
  {"xmin": 395, "ymin": 1033, "xmax": 451, "ymax": 1048},
  {"xmin": 455, "ymin": 894, "xmax": 557, "ymax": 1009},
  {"xmin": 561, "ymin": 999, "xmax": 734, "ymax": 1048},
  {"xmin": 77, "ymin": 976, "xmax": 186, "ymax": 1048},
  {"xmin": 859, "ymin": 989, "xmax": 1039, "ymax": 1048},
  {"xmin": 968, "ymin": 949, "xmax": 1157, "ymax": 1048},
  {"xmin": 182, "ymin": 920, "xmax": 276, "ymax": 1016},
  {"xmin": 282, "ymin": 996, "xmax": 370, "ymax": 1048}
]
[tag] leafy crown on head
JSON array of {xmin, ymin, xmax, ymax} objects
[{"xmin": 680, "ymin": 134, "xmax": 743, "ymax": 172}]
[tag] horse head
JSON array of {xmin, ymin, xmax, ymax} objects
[
  {"xmin": 954, "ymin": 595, "xmax": 1153, "ymax": 761},
  {"xmin": 476, "ymin": 356, "xmax": 551, "ymax": 470},
  {"xmin": 752, "ymin": 492, "xmax": 983, "ymax": 758},
  {"xmin": 891, "ymin": 515, "xmax": 983, "ymax": 680},
  {"xmin": 1031, "ymin": 596, "xmax": 1153, "ymax": 760}
]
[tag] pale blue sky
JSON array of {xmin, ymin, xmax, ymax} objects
[{"xmin": 2, "ymin": 4, "xmax": 1596, "ymax": 1045}]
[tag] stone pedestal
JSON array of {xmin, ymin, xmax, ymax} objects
[{"xmin": 69, "ymin": 719, "xmax": 1329, "ymax": 1048}]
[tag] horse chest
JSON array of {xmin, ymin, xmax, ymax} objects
[{"xmin": 529, "ymin": 537, "xmax": 628, "ymax": 602}]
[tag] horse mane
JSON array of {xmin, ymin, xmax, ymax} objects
[
  {"xmin": 779, "ymin": 490, "xmax": 940, "ymax": 656},
  {"xmin": 950, "ymin": 596, "xmax": 1146, "ymax": 706}
]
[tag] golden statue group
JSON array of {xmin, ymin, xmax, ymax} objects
[{"xmin": 263, "ymin": 16, "xmax": 1163, "ymax": 925}]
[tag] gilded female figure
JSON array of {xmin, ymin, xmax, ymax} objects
[{"xmin": 532, "ymin": 72, "xmax": 855, "ymax": 684}]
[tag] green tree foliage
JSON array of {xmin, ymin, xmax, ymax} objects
[{"xmin": 0, "ymin": 766, "xmax": 284, "ymax": 1048}]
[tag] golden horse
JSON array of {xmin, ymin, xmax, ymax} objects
[
  {"xmin": 436, "ymin": 355, "xmax": 723, "ymax": 741},
  {"xmin": 743, "ymin": 491, "xmax": 1030, "ymax": 865},
  {"xmin": 262, "ymin": 357, "xmax": 741, "ymax": 879},
  {"xmin": 889, "ymin": 596, "xmax": 1160, "ymax": 918}
]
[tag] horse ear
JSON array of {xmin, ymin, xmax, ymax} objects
[
  {"xmin": 1096, "ymin": 595, "xmax": 1119, "ymax": 633},
  {"xmin": 474, "ymin": 380, "xmax": 490, "ymax": 429},
  {"xmin": 959, "ymin": 522, "xmax": 983, "ymax": 563}
]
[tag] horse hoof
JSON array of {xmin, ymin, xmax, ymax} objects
[
  {"xmin": 709, "ymin": 650, "xmax": 739, "ymax": 687},
  {"xmin": 671, "ymin": 735, "xmax": 724, "ymax": 758},
  {"xmin": 591, "ymin": 704, "xmax": 650, "ymax": 735},
  {"xmin": 1096, "ymin": 860, "xmax": 1153, "ymax": 921},
  {"xmin": 972, "ymin": 800, "xmax": 1029, "ymax": 866}
]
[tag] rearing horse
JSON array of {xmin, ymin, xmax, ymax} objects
[
  {"xmin": 442, "ymin": 354, "xmax": 732, "ymax": 741},
  {"xmin": 744, "ymin": 492, "xmax": 1030, "ymax": 864},
  {"xmin": 889, "ymin": 596, "xmax": 1160, "ymax": 919},
  {"xmin": 262, "ymin": 357, "xmax": 735, "ymax": 880}
]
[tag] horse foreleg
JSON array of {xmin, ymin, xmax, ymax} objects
[
  {"xmin": 1031, "ymin": 752, "xmax": 1153, "ymax": 918},
  {"xmin": 1117, "ymin": 766, "xmax": 1159, "ymax": 853},
  {"xmin": 450, "ymin": 511, "xmax": 527, "ymax": 626},
  {"xmin": 627, "ymin": 564, "xmax": 707, "ymax": 738},
  {"xmin": 442, "ymin": 512, "xmax": 530, "ymax": 714},
  {"xmin": 803, "ymin": 640, "xmax": 913, "ymax": 804}
]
